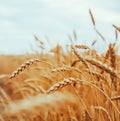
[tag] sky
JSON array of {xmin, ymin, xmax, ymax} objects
[{"xmin": 0, "ymin": 0, "xmax": 120, "ymax": 54}]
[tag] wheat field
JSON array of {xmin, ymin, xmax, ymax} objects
[{"xmin": 0, "ymin": 11, "xmax": 120, "ymax": 121}]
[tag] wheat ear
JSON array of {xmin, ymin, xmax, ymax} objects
[
  {"xmin": 85, "ymin": 57, "xmax": 120, "ymax": 79},
  {"xmin": 46, "ymin": 78, "xmax": 76, "ymax": 94},
  {"xmin": 52, "ymin": 67, "xmax": 107, "ymax": 84},
  {"xmin": 72, "ymin": 47, "xmax": 119, "ymax": 79},
  {"xmin": 74, "ymin": 45, "xmax": 90, "ymax": 50},
  {"xmin": 113, "ymin": 24, "xmax": 120, "ymax": 32},
  {"xmin": 115, "ymin": 30, "xmax": 118, "ymax": 40},
  {"xmin": 89, "ymin": 9, "xmax": 95, "ymax": 26},
  {"xmin": 73, "ymin": 30, "xmax": 77, "ymax": 41},
  {"xmin": 91, "ymin": 40, "xmax": 96, "ymax": 46},
  {"xmin": 94, "ymin": 27, "xmax": 106, "ymax": 41},
  {"xmin": 46, "ymin": 78, "xmax": 120, "ymax": 114},
  {"xmin": 10, "ymin": 59, "xmax": 40, "ymax": 79},
  {"xmin": 109, "ymin": 43, "xmax": 116, "ymax": 70}
]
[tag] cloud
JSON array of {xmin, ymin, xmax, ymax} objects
[
  {"xmin": 0, "ymin": 5, "xmax": 21, "ymax": 16},
  {"xmin": 0, "ymin": 0, "xmax": 120, "ymax": 54}
]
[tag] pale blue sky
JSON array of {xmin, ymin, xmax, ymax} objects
[{"xmin": 0, "ymin": 0, "xmax": 120, "ymax": 54}]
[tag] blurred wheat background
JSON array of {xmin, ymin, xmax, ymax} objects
[{"xmin": 0, "ymin": 0, "xmax": 120, "ymax": 121}]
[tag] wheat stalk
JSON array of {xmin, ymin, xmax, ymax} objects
[
  {"xmin": 24, "ymin": 83, "xmax": 40, "ymax": 93},
  {"xmin": 52, "ymin": 67, "xmax": 108, "ymax": 85},
  {"xmin": 109, "ymin": 43, "xmax": 117, "ymax": 91},
  {"xmin": 71, "ymin": 46, "xmax": 89, "ymax": 69},
  {"xmin": 13, "ymin": 87, "xmax": 34, "ymax": 95},
  {"xmin": 111, "ymin": 95, "xmax": 120, "ymax": 101},
  {"xmin": 101, "ymin": 44, "xmax": 111, "ymax": 75},
  {"xmin": 71, "ymin": 59, "xmax": 81, "ymax": 67},
  {"xmin": 85, "ymin": 69, "xmax": 108, "ymax": 84},
  {"xmin": 0, "ymin": 87, "xmax": 11, "ymax": 102},
  {"xmin": 94, "ymin": 106, "xmax": 112, "ymax": 121},
  {"xmin": 94, "ymin": 27, "xmax": 106, "ymax": 41}
]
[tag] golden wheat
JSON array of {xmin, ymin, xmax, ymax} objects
[
  {"xmin": 94, "ymin": 106, "xmax": 112, "ymax": 121},
  {"xmin": 113, "ymin": 24, "xmax": 120, "ymax": 32},
  {"xmin": 89, "ymin": 9, "xmax": 95, "ymax": 26},
  {"xmin": 74, "ymin": 45, "xmax": 90, "ymax": 50},
  {"xmin": 1, "ymin": 9, "xmax": 120, "ymax": 121},
  {"xmin": 9, "ymin": 59, "xmax": 40, "ymax": 79},
  {"xmin": 46, "ymin": 78, "xmax": 75, "ymax": 94}
]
